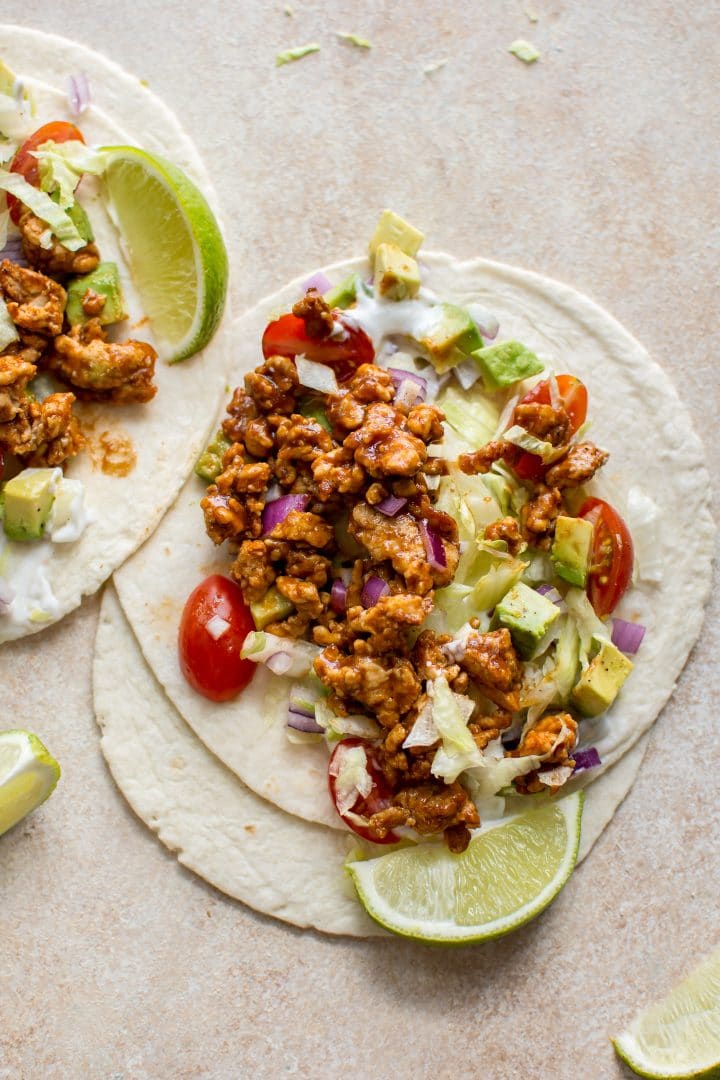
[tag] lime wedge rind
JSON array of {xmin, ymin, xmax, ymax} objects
[
  {"xmin": 613, "ymin": 944, "xmax": 720, "ymax": 1080},
  {"xmin": 348, "ymin": 791, "xmax": 583, "ymax": 944},
  {"xmin": 101, "ymin": 145, "xmax": 229, "ymax": 364},
  {"xmin": 0, "ymin": 729, "xmax": 61, "ymax": 837}
]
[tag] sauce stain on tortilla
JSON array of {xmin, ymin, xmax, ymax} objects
[{"xmin": 89, "ymin": 430, "xmax": 137, "ymax": 477}]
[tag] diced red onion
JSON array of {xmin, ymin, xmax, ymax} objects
[
  {"xmin": 537, "ymin": 584, "xmax": 565, "ymax": 607},
  {"xmin": 573, "ymin": 747, "xmax": 602, "ymax": 772},
  {"xmin": 301, "ymin": 271, "xmax": 332, "ymax": 295},
  {"xmin": 67, "ymin": 73, "xmax": 91, "ymax": 115},
  {"xmin": 387, "ymin": 368, "xmax": 427, "ymax": 402},
  {"xmin": 394, "ymin": 379, "xmax": 420, "ymax": 409},
  {"xmin": 295, "ymin": 355, "xmax": 338, "ymax": 395},
  {"xmin": 454, "ymin": 357, "xmax": 483, "ymax": 391},
  {"xmin": 0, "ymin": 234, "xmax": 26, "ymax": 265},
  {"xmin": 361, "ymin": 575, "xmax": 389, "ymax": 608},
  {"xmin": 376, "ymin": 495, "xmax": 407, "ymax": 517},
  {"xmin": 205, "ymin": 614, "xmax": 231, "ymax": 641},
  {"xmin": 612, "ymin": 618, "xmax": 646, "ymax": 655},
  {"xmin": 267, "ymin": 652, "xmax": 294, "ymax": 676},
  {"xmin": 338, "ymin": 566, "xmax": 353, "ymax": 586},
  {"xmin": 287, "ymin": 688, "xmax": 315, "ymax": 717},
  {"xmin": 287, "ymin": 709, "xmax": 324, "ymax": 734},
  {"xmin": 261, "ymin": 493, "xmax": 310, "ymax": 536},
  {"xmin": 330, "ymin": 578, "xmax": 348, "ymax": 614},
  {"xmin": 467, "ymin": 303, "xmax": 499, "ymax": 340},
  {"xmin": 419, "ymin": 521, "xmax": 447, "ymax": 571}
]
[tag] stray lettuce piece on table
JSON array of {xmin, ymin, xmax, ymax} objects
[
  {"xmin": 508, "ymin": 39, "xmax": 541, "ymax": 63},
  {"xmin": 337, "ymin": 33, "xmax": 372, "ymax": 49},
  {"xmin": 276, "ymin": 44, "xmax": 321, "ymax": 67}
]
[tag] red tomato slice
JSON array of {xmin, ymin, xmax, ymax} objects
[
  {"xmin": 507, "ymin": 374, "xmax": 589, "ymax": 481},
  {"xmin": 262, "ymin": 312, "xmax": 374, "ymax": 382},
  {"xmin": 579, "ymin": 497, "xmax": 634, "ymax": 617},
  {"xmin": 178, "ymin": 574, "xmax": 256, "ymax": 702},
  {"xmin": 328, "ymin": 738, "xmax": 399, "ymax": 844},
  {"xmin": 6, "ymin": 121, "xmax": 86, "ymax": 224}
]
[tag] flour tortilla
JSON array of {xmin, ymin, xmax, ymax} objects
[
  {"xmin": 95, "ymin": 585, "xmax": 649, "ymax": 936},
  {"xmin": 112, "ymin": 253, "xmax": 715, "ymax": 830},
  {"xmin": 0, "ymin": 26, "xmax": 232, "ymax": 642}
]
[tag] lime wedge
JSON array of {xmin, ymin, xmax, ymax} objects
[
  {"xmin": 613, "ymin": 945, "xmax": 720, "ymax": 1079},
  {"xmin": 0, "ymin": 730, "xmax": 60, "ymax": 837},
  {"xmin": 102, "ymin": 146, "xmax": 228, "ymax": 363},
  {"xmin": 348, "ymin": 792, "xmax": 583, "ymax": 943}
]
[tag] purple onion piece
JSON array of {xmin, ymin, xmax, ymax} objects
[
  {"xmin": 330, "ymin": 578, "xmax": 348, "ymax": 614},
  {"xmin": 467, "ymin": 304, "xmax": 499, "ymax": 340},
  {"xmin": 267, "ymin": 652, "xmax": 294, "ymax": 676},
  {"xmin": 573, "ymin": 747, "xmax": 602, "ymax": 773},
  {"xmin": 376, "ymin": 495, "xmax": 407, "ymax": 517},
  {"xmin": 394, "ymin": 380, "xmax": 420, "ymax": 409},
  {"xmin": 454, "ymin": 358, "xmax": 483, "ymax": 391},
  {"xmin": 536, "ymin": 584, "xmax": 565, "ymax": 607},
  {"xmin": 300, "ymin": 271, "xmax": 333, "ymax": 296},
  {"xmin": 611, "ymin": 618, "xmax": 646, "ymax": 655},
  {"xmin": 287, "ymin": 709, "xmax": 324, "ymax": 734},
  {"xmin": 361, "ymin": 575, "xmax": 390, "ymax": 609},
  {"xmin": 387, "ymin": 368, "xmax": 427, "ymax": 402},
  {"xmin": 419, "ymin": 521, "xmax": 447, "ymax": 571},
  {"xmin": 0, "ymin": 233, "xmax": 26, "ymax": 265},
  {"xmin": 261, "ymin": 493, "xmax": 310, "ymax": 536},
  {"xmin": 67, "ymin": 72, "xmax": 91, "ymax": 115}
]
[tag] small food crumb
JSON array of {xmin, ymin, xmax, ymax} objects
[
  {"xmin": 276, "ymin": 43, "xmax": 321, "ymax": 66},
  {"xmin": 508, "ymin": 39, "xmax": 541, "ymax": 63},
  {"xmin": 423, "ymin": 58, "xmax": 448, "ymax": 75},
  {"xmin": 284, "ymin": 3, "xmax": 293, "ymax": 13},
  {"xmin": 524, "ymin": 5, "xmax": 539, "ymax": 22},
  {"xmin": 337, "ymin": 32, "xmax": 372, "ymax": 49}
]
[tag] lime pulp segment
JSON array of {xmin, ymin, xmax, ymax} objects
[
  {"xmin": 349, "ymin": 792, "xmax": 583, "ymax": 943},
  {"xmin": 102, "ymin": 146, "xmax": 228, "ymax": 363},
  {"xmin": 0, "ymin": 729, "xmax": 60, "ymax": 837}
]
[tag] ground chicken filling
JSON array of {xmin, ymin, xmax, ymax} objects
[
  {"xmin": 204, "ymin": 289, "xmax": 610, "ymax": 853},
  {"xmin": 0, "ymin": 210, "xmax": 157, "ymax": 469}
]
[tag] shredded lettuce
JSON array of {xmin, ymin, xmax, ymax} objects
[
  {"xmin": 430, "ymin": 676, "xmax": 484, "ymax": 782},
  {"xmin": 564, "ymin": 588, "xmax": 609, "ymax": 669},
  {"xmin": 436, "ymin": 545, "xmax": 524, "ymax": 630},
  {"xmin": 239, "ymin": 630, "xmax": 319, "ymax": 677},
  {"xmin": 33, "ymin": 140, "xmax": 106, "ymax": 208},
  {"xmin": 439, "ymin": 384, "xmax": 500, "ymax": 449},
  {"xmin": 0, "ymin": 171, "xmax": 86, "ymax": 250},
  {"xmin": 330, "ymin": 744, "xmax": 372, "ymax": 816},
  {"xmin": 314, "ymin": 700, "xmax": 381, "ymax": 745},
  {"xmin": 276, "ymin": 43, "xmax": 321, "ymax": 66},
  {"xmin": 504, "ymin": 425, "xmax": 565, "ymax": 463}
]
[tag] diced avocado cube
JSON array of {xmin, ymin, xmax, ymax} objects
[
  {"xmin": 493, "ymin": 581, "xmax": 561, "ymax": 659},
  {"xmin": 250, "ymin": 586, "xmax": 295, "ymax": 630},
  {"xmin": 195, "ymin": 429, "xmax": 232, "ymax": 482},
  {"xmin": 571, "ymin": 636, "xmax": 633, "ymax": 717},
  {"xmin": 374, "ymin": 243, "xmax": 421, "ymax": 301},
  {"xmin": 2, "ymin": 467, "xmax": 59, "ymax": 542},
  {"xmin": 298, "ymin": 396, "xmax": 332, "ymax": 433},
  {"xmin": 471, "ymin": 340, "xmax": 545, "ymax": 390},
  {"xmin": 420, "ymin": 303, "xmax": 483, "ymax": 372},
  {"xmin": 369, "ymin": 210, "xmax": 424, "ymax": 261},
  {"xmin": 324, "ymin": 273, "xmax": 359, "ymax": 310},
  {"xmin": 65, "ymin": 262, "xmax": 127, "ymax": 327},
  {"xmin": 551, "ymin": 516, "xmax": 593, "ymax": 588}
]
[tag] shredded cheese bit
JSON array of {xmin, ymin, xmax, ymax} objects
[
  {"xmin": 508, "ymin": 39, "xmax": 541, "ymax": 63},
  {"xmin": 206, "ymin": 614, "xmax": 231, "ymax": 641},
  {"xmin": 337, "ymin": 32, "xmax": 372, "ymax": 49},
  {"xmin": 276, "ymin": 43, "xmax": 321, "ymax": 66}
]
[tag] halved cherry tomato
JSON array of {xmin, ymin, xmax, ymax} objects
[
  {"xmin": 328, "ymin": 737, "xmax": 399, "ymax": 844},
  {"xmin": 507, "ymin": 374, "xmax": 589, "ymax": 481},
  {"xmin": 579, "ymin": 497, "xmax": 634, "ymax": 617},
  {"xmin": 6, "ymin": 121, "xmax": 86, "ymax": 224},
  {"xmin": 178, "ymin": 574, "xmax": 256, "ymax": 702},
  {"xmin": 262, "ymin": 312, "xmax": 374, "ymax": 382}
]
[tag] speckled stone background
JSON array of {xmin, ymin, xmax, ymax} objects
[{"xmin": 0, "ymin": 3, "xmax": 718, "ymax": 1078}]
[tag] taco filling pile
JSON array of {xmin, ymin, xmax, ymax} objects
[{"xmin": 182, "ymin": 211, "xmax": 643, "ymax": 856}]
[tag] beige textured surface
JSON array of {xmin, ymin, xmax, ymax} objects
[{"xmin": 0, "ymin": 3, "xmax": 718, "ymax": 1078}]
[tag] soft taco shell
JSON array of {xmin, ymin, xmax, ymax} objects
[
  {"xmin": 94, "ymin": 585, "xmax": 649, "ymax": 936},
  {"xmin": 111, "ymin": 253, "xmax": 714, "ymax": 828},
  {"xmin": 0, "ymin": 26, "xmax": 232, "ymax": 641}
]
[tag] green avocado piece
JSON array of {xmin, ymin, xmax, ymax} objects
[
  {"xmin": 298, "ymin": 396, "xmax": 332, "ymax": 433},
  {"xmin": 420, "ymin": 303, "xmax": 483, "ymax": 373},
  {"xmin": 369, "ymin": 210, "xmax": 424, "ymax": 261},
  {"xmin": 492, "ymin": 581, "xmax": 561, "ymax": 659},
  {"xmin": 65, "ymin": 262, "xmax": 127, "ymax": 327},
  {"xmin": 2, "ymin": 468, "xmax": 58, "ymax": 541},
  {"xmin": 471, "ymin": 340, "xmax": 544, "ymax": 390},
  {"xmin": 571, "ymin": 636, "xmax": 633, "ymax": 717},
  {"xmin": 375, "ymin": 242, "xmax": 421, "ymax": 301},
  {"xmin": 551, "ymin": 515, "xmax": 593, "ymax": 588},
  {"xmin": 250, "ymin": 586, "xmax": 295, "ymax": 630},
  {"xmin": 195, "ymin": 429, "xmax": 232, "ymax": 482},
  {"xmin": 324, "ymin": 273, "xmax": 359, "ymax": 310}
]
